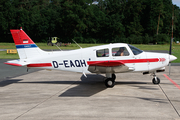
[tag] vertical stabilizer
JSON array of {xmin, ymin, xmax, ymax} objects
[{"xmin": 10, "ymin": 27, "xmax": 45, "ymax": 59}]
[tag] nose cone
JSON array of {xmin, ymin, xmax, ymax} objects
[{"xmin": 169, "ymin": 55, "xmax": 177, "ymax": 62}]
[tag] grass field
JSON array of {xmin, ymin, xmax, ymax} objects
[{"xmin": 0, "ymin": 43, "xmax": 179, "ymax": 63}]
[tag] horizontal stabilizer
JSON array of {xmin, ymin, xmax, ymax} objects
[{"xmin": 4, "ymin": 60, "xmax": 29, "ymax": 67}]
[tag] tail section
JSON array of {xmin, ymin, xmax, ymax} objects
[{"xmin": 10, "ymin": 27, "xmax": 44, "ymax": 59}]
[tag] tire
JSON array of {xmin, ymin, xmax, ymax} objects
[
  {"xmin": 105, "ymin": 78, "xmax": 115, "ymax": 88},
  {"xmin": 152, "ymin": 77, "xmax": 160, "ymax": 84},
  {"xmin": 112, "ymin": 74, "xmax": 116, "ymax": 80}
]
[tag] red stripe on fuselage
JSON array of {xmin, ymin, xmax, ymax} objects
[
  {"xmin": 134, "ymin": 58, "xmax": 159, "ymax": 63},
  {"xmin": 27, "ymin": 63, "xmax": 52, "ymax": 67},
  {"xmin": 87, "ymin": 58, "xmax": 163, "ymax": 66}
]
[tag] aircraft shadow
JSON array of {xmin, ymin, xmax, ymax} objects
[
  {"xmin": 121, "ymin": 96, "xmax": 169, "ymax": 104},
  {"xmin": 12, "ymin": 74, "xmax": 107, "ymax": 97},
  {"xmin": 0, "ymin": 79, "xmax": 23, "ymax": 87},
  {"xmin": 115, "ymin": 81, "xmax": 159, "ymax": 90},
  {"xmin": 1, "ymin": 75, "xmax": 163, "ymax": 97},
  {"xmin": 59, "ymin": 74, "xmax": 107, "ymax": 97},
  {"xmin": 136, "ymin": 97, "xmax": 168, "ymax": 103}
]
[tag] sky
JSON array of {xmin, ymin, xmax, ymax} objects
[{"xmin": 172, "ymin": 0, "xmax": 180, "ymax": 8}]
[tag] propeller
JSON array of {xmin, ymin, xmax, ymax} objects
[
  {"xmin": 169, "ymin": 38, "xmax": 172, "ymax": 75},
  {"xmin": 169, "ymin": 5, "xmax": 174, "ymax": 76},
  {"xmin": 168, "ymin": 38, "xmax": 177, "ymax": 75}
]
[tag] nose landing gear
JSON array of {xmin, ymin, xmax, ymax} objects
[{"xmin": 152, "ymin": 72, "xmax": 160, "ymax": 84}]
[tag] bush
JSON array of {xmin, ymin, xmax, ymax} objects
[
  {"xmin": 128, "ymin": 35, "xmax": 143, "ymax": 44},
  {"xmin": 153, "ymin": 34, "xmax": 170, "ymax": 44},
  {"xmin": 143, "ymin": 34, "xmax": 153, "ymax": 44},
  {"xmin": 73, "ymin": 36, "xmax": 84, "ymax": 43},
  {"xmin": 120, "ymin": 38, "xmax": 129, "ymax": 43}
]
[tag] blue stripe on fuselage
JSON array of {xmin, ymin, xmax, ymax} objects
[{"xmin": 16, "ymin": 44, "xmax": 37, "ymax": 49}]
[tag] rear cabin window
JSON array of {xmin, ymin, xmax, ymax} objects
[
  {"xmin": 96, "ymin": 48, "xmax": 109, "ymax": 57},
  {"xmin": 112, "ymin": 47, "xmax": 130, "ymax": 56}
]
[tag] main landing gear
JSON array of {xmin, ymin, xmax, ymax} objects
[
  {"xmin": 104, "ymin": 74, "xmax": 116, "ymax": 88},
  {"xmin": 152, "ymin": 72, "xmax": 160, "ymax": 84}
]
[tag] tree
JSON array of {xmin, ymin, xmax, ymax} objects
[
  {"xmin": 0, "ymin": 0, "xmax": 180, "ymax": 43},
  {"xmin": 123, "ymin": 0, "xmax": 145, "ymax": 37}
]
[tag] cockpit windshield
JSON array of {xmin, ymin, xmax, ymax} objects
[{"xmin": 128, "ymin": 44, "xmax": 143, "ymax": 55}]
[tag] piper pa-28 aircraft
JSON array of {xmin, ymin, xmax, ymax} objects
[{"xmin": 5, "ymin": 28, "xmax": 177, "ymax": 88}]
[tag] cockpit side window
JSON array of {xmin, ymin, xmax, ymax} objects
[
  {"xmin": 112, "ymin": 47, "xmax": 130, "ymax": 56},
  {"xmin": 128, "ymin": 44, "xmax": 143, "ymax": 55},
  {"xmin": 96, "ymin": 48, "xmax": 109, "ymax": 57}
]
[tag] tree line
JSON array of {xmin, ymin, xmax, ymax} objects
[{"xmin": 0, "ymin": 0, "xmax": 180, "ymax": 44}]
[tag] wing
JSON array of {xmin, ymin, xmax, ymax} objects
[{"xmin": 87, "ymin": 60, "xmax": 134, "ymax": 73}]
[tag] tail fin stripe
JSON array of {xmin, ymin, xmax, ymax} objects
[{"xmin": 16, "ymin": 44, "xmax": 38, "ymax": 49}]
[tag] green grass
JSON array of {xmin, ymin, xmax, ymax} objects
[
  {"xmin": 133, "ymin": 44, "xmax": 170, "ymax": 50},
  {"xmin": 0, "ymin": 51, "xmax": 19, "ymax": 59},
  {"xmin": 170, "ymin": 46, "xmax": 180, "ymax": 63},
  {"xmin": 0, "ymin": 43, "xmax": 179, "ymax": 63}
]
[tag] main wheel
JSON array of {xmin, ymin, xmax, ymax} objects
[
  {"xmin": 152, "ymin": 77, "xmax": 160, "ymax": 84},
  {"xmin": 105, "ymin": 78, "xmax": 115, "ymax": 88}
]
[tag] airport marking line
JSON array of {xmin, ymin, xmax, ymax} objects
[{"xmin": 163, "ymin": 74, "xmax": 180, "ymax": 90}]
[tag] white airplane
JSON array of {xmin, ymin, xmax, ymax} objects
[{"xmin": 5, "ymin": 28, "xmax": 177, "ymax": 87}]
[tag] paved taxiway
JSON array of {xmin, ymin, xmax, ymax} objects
[{"xmin": 0, "ymin": 61, "xmax": 180, "ymax": 120}]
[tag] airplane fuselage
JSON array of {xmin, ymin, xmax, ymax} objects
[{"xmin": 23, "ymin": 43, "xmax": 173, "ymax": 74}]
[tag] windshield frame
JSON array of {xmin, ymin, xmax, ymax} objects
[{"xmin": 128, "ymin": 44, "xmax": 143, "ymax": 55}]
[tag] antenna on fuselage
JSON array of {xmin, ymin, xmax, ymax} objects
[
  {"xmin": 55, "ymin": 44, "xmax": 62, "ymax": 51},
  {"xmin": 72, "ymin": 39, "xmax": 82, "ymax": 49}
]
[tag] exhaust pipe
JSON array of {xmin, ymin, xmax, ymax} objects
[
  {"xmin": 156, "ymin": 69, "xmax": 165, "ymax": 73},
  {"xmin": 143, "ymin": 72, "xmax": 149, "ymax": 75},
  {"xmin": 143, "ymin": 69, "xmax": 165, "ymax": 75}
]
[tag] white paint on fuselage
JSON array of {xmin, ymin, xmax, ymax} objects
[{"xmin": 26, "ymin": 43, "xmax": 172, "ymax": 75}]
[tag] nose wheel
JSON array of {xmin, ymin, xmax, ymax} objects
[
  {"xmin": 152, "ymin": 72, "xmax": 160, "ymax": 84},
  {"xmin": 152, "ymin": 77, "xmax": 160, "ymax": 84},
  {"xmin": 105, "ymin": 74, "xmax": 116, "ymax": 88}
]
